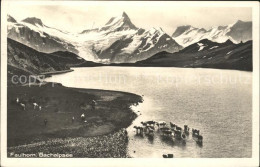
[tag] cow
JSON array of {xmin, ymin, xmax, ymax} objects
[
  {"xmin": 33, "ymin": 102, "xmax": 39, "ymax": 109},
  {"xmin": 173, "ymin": 130, "xmax": 182, "ymax": 140},
  {"xmin": 44, "ymin": 119, "xmax": 48, "ymax": 126},
  {"xmin": 197, "ymin": 135, "xmax": 203, "ymax": 145},
  {"xmin": 170, "ymin": 122, "xmax": 176, "ymax": 129},
  {"xmin": 91, "ymin": 100, "xmax": 97, "ymax": 110},
  {"xmin": 176, "ymin": 126, "xmax": 182, "ymax": 131},
  {"xmin": 81, "ymin": 113, "xmax": 86, "ymax": 122},
  {"xmin": 160, "ymin": 127, "xmax": 170, "ymax": 132},
  {"xmin": 133, "ymin": 126, "xmax": 144, "ymax": 135},
  {"xmin": 162, "ymin": 130, "xmax": 172, "ymax": 137},
  {"xmin": 156, "ymin": 121, "xmax": 167, "ymax": 128},
  {"xmin": 146, "ymin": 126, "xmax": 154, "ymax": 136},
  {"xmin": 192, "ymin": 129, "xmax": 200, "ymax": 136},
  {"xmin": 163, "ymin": 154, "xmax": 174, "ymax": 158},
  {"xmin": 16, "ymin": 97, "xmax": 19, "ymax": 104},
  {"xmin": 20, "ymin": 103, "xmax": 26, "ymax": 110}
]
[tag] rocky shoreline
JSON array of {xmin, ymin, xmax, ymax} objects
[{"xmin": 8, "ymin": 129, "xmax": 130, "ymax": 158}]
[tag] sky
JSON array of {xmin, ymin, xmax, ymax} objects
[{"xmin": 6, "ymin": 1, "xmax": 252, "ymax": 35}]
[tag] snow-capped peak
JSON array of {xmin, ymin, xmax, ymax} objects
[
  {"xmin": 102, "ymin": 12, "xmax": 137, "ymax": 31},
  {"xmin": 7, "ymin": 12, "xmax": 182, "ymax": 63},
  {"xmin": 148, "ymin": 27, "xmax": 165, "ymax": 35},
  {"xmin": 172, "ymin": 25, "xmax": 194, "ymax": 37}
]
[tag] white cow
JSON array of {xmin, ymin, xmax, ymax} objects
[
  {"xmin": 33, "ymin": 103, "xmax": 39, "ymax": 109},
  {"xmin": 20, "ymin": 103, "xmax": 26, "ymax": 110},
  {"xmin": 39, "ymin": 106, "xmax": 42, "ymax": 111},
  {"xmin": 16, "ymin": 98, "xmax": 19, "ymax": 103},
  {"xmin": 81, "ymin": 113, "xmax": 85, "ymax": 121}
]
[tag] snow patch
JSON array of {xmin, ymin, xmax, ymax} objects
[
  {"xmin": 197, "ymin": 43, "xmax": 206, "ymax": 51},
  {"xmin": 227, "ymin": 51, "xmax": 232, "ymax": 55},
  {"xmin": 209, "ymin": 46, "xmax": 219, "ymax": 49}
]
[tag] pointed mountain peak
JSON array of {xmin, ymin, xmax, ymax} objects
[
  {"xmin": 148, "ymin": 27, "xmax": 165, "ymax": 35},
  {"xmin": 22, "ymin": 17, "xmax": 43, "ymax": 26},
  {"xmin": 232, "ymin": 20, "xmax": 252, "ymax": 27},
  {"xmin": 236, "ymin": 20, "xmax": 244, "ymax": 24},
  {"xmin": 7, "ymin": 14, "xmax": 17, "ymax": 23},
  {"xmin": 224, "ymin": 39, "xmax": 234, "ymax": 45},
  {"xmin": 122, "ymin": 11, "xmax": 129, "ymax": 18},
  {"xmin": 103, "ymin": 12, "xmax": 137, "ymax": 31}
]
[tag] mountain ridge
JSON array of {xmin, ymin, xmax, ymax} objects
[
  {"xmin": 7, "ymin": 13, "xmax": 252, "ymax": 64},
  {"xmin": 172, "ymin": 20, "xmax": 252, "ymax": 47},
  {"xmin": 7, "ymin": 13, "xmax": 182, "ymax": 63},
  {"xmin": 132, "ymin": 39, "xmax": 252, "ymax": 71}
]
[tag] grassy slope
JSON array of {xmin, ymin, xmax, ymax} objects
[
  {"xmin": 7, "ymin": 38, "xmax": 142, "ymax": 157},
  {"xmin": 8, "ymin": 84, "xmax": 142, "ymax": 147}
]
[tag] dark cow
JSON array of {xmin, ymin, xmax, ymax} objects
[
  {"xmin": 160, "ymin": 127, "xmax": 170, "ymax": 131},
  {"xmin": 192, "ymin": 128, "xmax": 200, "ymax": 136},
  {"xmin": 141, "ymin": 121, "xmax": 156, "ymax": 127},
  {"xmin": 44, "ymin": 119, "xmax": 48, "ymax": 126},
  {"xmin": 184, "ymin": 125, "xmax": 189, "ymax": 132},
  {"xmin": 163, "ymin": 154, "xmax": 174, "ymax": 158},
  {"xmin": 146, "ymin": 125, "xmax": 155, "ymax": 130},
  {"xmin": 197, "ymin": 135, "xmax": 203, "ymax": 145},
  {"xmin": 170, "ymin": 122, "xmax": 176, "ymax": 129},
  {"xmin": 162, "ymin": 130, "xmax": 172, "ymax": 137},
  {"xmin": 146, "ymin": 121, "xmax": 156, "ymax": 126},
  {"xmin": 173, "ymin": 130, "xmax": 182, "ymax": 140},
  {"xmin": 176, "ymin": 126, "xmax": 182, "ymax": 131},
  {"xmin": 91, "ymin": 100, "xmax": 96, "ymax": 110},
  {"xmin": 184, "ymin": 125, "xmax": 190, "ymax": 135},
  {"xmin": 156, "ymin": 121, "xmax": 167, "ymax": 128},
  {"xmin": 134, "ymin": 126, "xmax": 144, "ymax": 135},
  {"xmin": 146, "ymin": 126, "xmax": 154, "ymax": 136}
]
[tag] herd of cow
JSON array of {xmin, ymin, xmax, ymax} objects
[
  {"xmin": 15, "ymin": 97, "xmax": 42, "ymax": 111},
  {"xmin": 133, "ymin": 120, "xmax": 203, "ymax": 146}
]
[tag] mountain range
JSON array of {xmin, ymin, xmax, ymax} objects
[
  {"xmin": 7, "ymin": 13, "xmax": 182, "ymax": 63},
  {"xmin": 7, "ymin": 12, "xmax": 252, "ymax": 71},
  {"xmin": 172, "ymin": 20, "xmax": 252, "ymax": 47}
]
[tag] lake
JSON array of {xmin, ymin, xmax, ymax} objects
[{"xmin": 44, "ymin": 67, "xmax": 252, "ymax": 158}]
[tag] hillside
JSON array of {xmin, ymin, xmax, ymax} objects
[
  {"xmin": 7, "ymin": 38, "xmax": 103, "ymax": 85},
  {"xmin": 130, "ymin": 39, "xmax": 252, "ymax": 71}
]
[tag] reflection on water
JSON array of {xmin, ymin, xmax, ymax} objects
[{"xmin": 45, "ymin": 67, "xmax": 252, "ymax": 158}]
